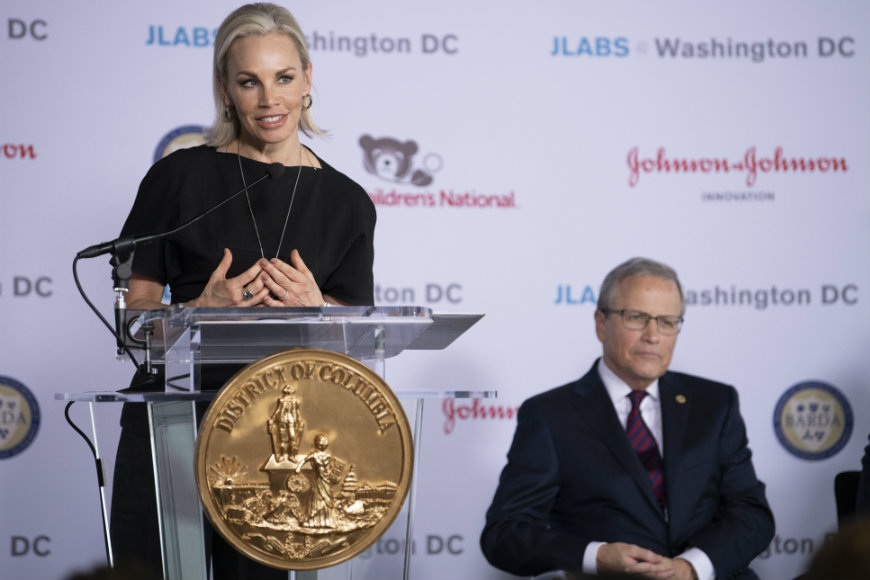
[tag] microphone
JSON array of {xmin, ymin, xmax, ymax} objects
[
  {"xmin": 75, "ymin": 162, "xmax": 285, "ymax": 358},
  {"xmin": 77, "ymin": 162, "xmax": 286, "ymax": 259}
]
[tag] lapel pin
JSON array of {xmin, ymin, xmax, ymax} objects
[{"xmin": 676, "ymin": 394, "xmax": 686, "ymax": 404}]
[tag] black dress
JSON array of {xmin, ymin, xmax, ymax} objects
[
  {"xmin": 109, "ymin": 146, "xmax": 375, "ymax": 578},
  {"xmin": 119, "ymin": 145, "xmax": 375, "ymax": 305}
]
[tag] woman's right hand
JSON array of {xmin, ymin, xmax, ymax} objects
[{"xmin": 189, "ymin": 248, "xmax": 270, "ymax": 307}]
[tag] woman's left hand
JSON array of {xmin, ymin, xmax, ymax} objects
[{"xmin": 259, "ymin": 249, "xmax": 325, "ymax": 307}]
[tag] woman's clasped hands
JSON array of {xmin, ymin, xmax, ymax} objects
[{"xmin": 196, "ymin": 248, "xmax": 325, "ymax": 308}]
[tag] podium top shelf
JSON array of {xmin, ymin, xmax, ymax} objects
[{"xmin": 129, "ymin": 305, "xmax": 483, "ymax": 363}]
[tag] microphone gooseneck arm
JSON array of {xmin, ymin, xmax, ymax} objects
[
  {"xmin": 76, "ymin": 163, "xmax": 286, "ymax": 259},
  {"xmin": 75, "ymin": 162, "xmax": 286, "ymax": 359}
]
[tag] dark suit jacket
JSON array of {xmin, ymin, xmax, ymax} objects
[{"xmin": 481, "ymin": 360, "xmax": 774, "ymax": 579}]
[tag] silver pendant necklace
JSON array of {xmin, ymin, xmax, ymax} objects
[{"xmin": 237, "ymin": 144, "xmax": 304, "ymax": 260}]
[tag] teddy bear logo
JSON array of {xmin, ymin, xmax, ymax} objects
[{"xmin": 359, "ymin": 135, "xmax": 440, "ymax": 187}]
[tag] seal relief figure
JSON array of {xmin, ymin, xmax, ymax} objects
[
  {"xmin": 268, "ymin": 383, "xmax": 305, "ymax": 462},
  {"xmin": 195, "ymin": 349, "xmax": 413, "ymax": 570}
]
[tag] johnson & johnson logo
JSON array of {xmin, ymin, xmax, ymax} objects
[
  {"xmin": 1, "ymin": 143, "xmax": 36, "ymax": 160},
  {"xmin": 442, "ymin": 399, "xmax": 518, "ymax": 434},
  {"xmin": 627, "ymin": 146, "xmax": 848, "ymax": 187}
]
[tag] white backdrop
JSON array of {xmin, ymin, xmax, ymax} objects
[{"xmin": 1, "ymin": 1, "xmax": 868, "ymax": 579}]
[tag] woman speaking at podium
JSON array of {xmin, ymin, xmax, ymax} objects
[{"xmin": 109, "ymin": 3, "xmax": 375, "ymax": 578}]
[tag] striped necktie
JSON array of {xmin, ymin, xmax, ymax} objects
[{"xmin": 626, "ymin": 390, "xmax": 666, "ymax": 509}]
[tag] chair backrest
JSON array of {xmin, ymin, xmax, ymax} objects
[{"xmin": 834, "ymin": 470, "xmax": 861, "ymax": 528}]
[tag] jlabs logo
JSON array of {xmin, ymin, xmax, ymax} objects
[
  {"xmin": 0, "ymin": 376, "xmax": 40, "ymax": 460},
  {"xmin": 773, "ymin": 381, "xmax": 852, "ymax": 460},
  {"xmin": 554, "ymin": 284, "xmax": 597, "ymax": 305},
  {"xmin": 146, "ymin": 25, "xmax": 216, "ymax": 47},
  {"xmin": 550, "ymin": 36, "xmax": 629, "ymax": 57}
]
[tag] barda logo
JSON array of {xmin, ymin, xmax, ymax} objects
[
  {"xmin": 0, "ymin": 375, "xmax": 40, "ymax": 459},
  {"xmin": 359, "ymin": 135, "xmax": 441, "ymax": 186},
  {"xmin": 153, "ymin": 125, "xmax": 207, "ymax": 163},
  {"xmin": 773, "ymin": 381, "xmax": 852, "ymax": 460}
]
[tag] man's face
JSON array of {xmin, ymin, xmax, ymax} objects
[{"xmin": 595, "ymin": 275, "xmax": 682, "ymax": 390}]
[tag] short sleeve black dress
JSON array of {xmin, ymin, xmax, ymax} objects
[
  {"xmin": 120, "ymin": 145, "xmax": 375, "ymax": 304},
  {"xmin": 110, "ymin": 146, "xmax": 376, "ymax": 578}
]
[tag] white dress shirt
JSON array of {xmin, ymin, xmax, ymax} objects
[{"xmin": 580, "ymin": 361, "xmax": 716, "ymax": 580}]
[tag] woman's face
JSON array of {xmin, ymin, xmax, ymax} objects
[{"xmin": 221, "ymin": 32, "xmax": 312, "ymax": 150}]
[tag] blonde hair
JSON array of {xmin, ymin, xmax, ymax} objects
[{"xmin": 204, "ymin": 2, "xmax": 325, "ymax": 147}]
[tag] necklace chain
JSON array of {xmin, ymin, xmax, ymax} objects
[{"xmin": 237, "ymin": 144, "xmax": 304, "ymax": 260}]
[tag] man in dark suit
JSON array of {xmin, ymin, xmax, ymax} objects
[{"xmin": 481, "ymin": 257, "xmax": 774, "ymax": 579}]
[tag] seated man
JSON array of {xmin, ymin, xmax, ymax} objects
[{"xmin": 481, "ymin": 257, "xmax": 774, "ymax": 579}]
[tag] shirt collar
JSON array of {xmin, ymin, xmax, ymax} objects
[{"xmin": 597, "ymin": 358, "xmax": 660, "ymax": 408}]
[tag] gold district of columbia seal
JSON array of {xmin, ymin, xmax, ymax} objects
[{"xmin": 195, "ymin": 348, "xmax": 414, "ymax": 570}]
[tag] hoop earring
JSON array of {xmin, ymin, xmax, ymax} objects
[
  {"xmin": 224, "ymin": 105, "xmax": 234, "ymax": 121},
  {"xmin": 302, "ymin": 95, "xmax": 313, "ymax": 110}
]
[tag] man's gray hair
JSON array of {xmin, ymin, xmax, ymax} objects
[{"xmin": 597, "ymin": 257, "xmax": 685, "ymax": 315}]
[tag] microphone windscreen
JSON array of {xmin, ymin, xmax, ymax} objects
[{"xmin": 268, "ymin": 163, "xmax": 286, "ymax": 180}]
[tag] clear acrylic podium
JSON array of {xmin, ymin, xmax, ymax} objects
[{"xmin": 60, "ymin": 305, "xmax": 488, "ymax": 580}]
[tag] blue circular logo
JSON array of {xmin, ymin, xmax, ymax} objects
[
  {"xmin": 153, "ymin": 125, "xmax": 207, "ymax": 163},
  {"xmin": 0, "ymin": 375, "xmax": 41, "ymax": 459},
  {"xmin": 773, "ymin": 381, "xmax": 852, "ymax": 460}
]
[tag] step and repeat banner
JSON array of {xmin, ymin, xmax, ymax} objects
[{"xmin": 1, "ymin": 1, "xmax": 868, "ymax": 579}]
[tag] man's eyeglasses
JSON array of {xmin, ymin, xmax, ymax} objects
[{"xmin": 600, "ymin": 309, "xmax": 684, "ymax": 335}]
